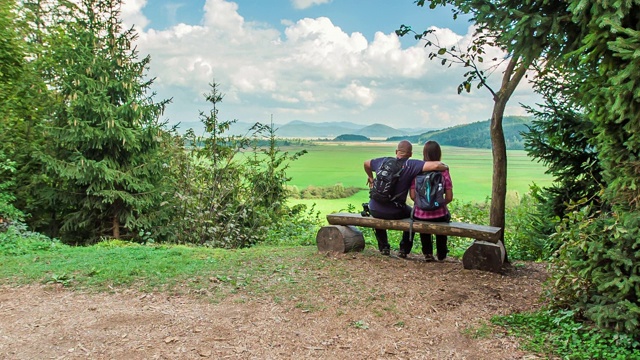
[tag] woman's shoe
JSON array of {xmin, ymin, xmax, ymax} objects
[{"xmin": 424, "ymin": 254, "xmax": 435, "ymax": 262}]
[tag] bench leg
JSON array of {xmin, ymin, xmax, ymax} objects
[
  {"xmin": 462, "ymin": 240, "xmax": 506, "ymax": 273},
  {"xmin": 316, "ymin": 225, "xmax": 365, "ymax": 253}
]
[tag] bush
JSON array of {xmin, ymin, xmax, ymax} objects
[
  {"xmin": 0, "ymin": 151, "xmax": 24, "ymax": 225},
  {"xmin": 504, "ymin": 191, "xmax": 550, "ymax": 261},
  {"xmin": 262, "ymin": 204, "xmax": 323, "ymax": 246},
  {"xmin": 0, "ymin": 222, "xmax": 59, "ymax": 256},
  {"xmin": 446, "ymin": 193, "xmax": 550, "ymax": 261},
  {"xmin": 493, "ymin": 309, "xmax": 640, "ymax": 359},
  {"xmin": 154, "ymin": 82, "xmax": 311, "ymax": 248},
  {"xmin": 549, "ymin": 200, "xmax": 640, "ymax": 338},
  {"xmin": 287, "ymin": 184, "xmax": 362, "ymax": 199}
]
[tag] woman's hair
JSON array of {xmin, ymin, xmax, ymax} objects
[{"xmin": 423, "ymin": 141, "xmax": 442, "ymax": 161}]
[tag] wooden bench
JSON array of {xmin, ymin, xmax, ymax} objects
[{"xmin": 316, "ymin": 212, "xmax": 505, "ymax": 273}]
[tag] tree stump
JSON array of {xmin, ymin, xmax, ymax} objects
[
  {"xmin": 316, "ymin": 225, "xmax": 365, "ymax": 253},
  {"xmin": 462, "ymin": 240, "xmax": 506, "ymax": 273}
]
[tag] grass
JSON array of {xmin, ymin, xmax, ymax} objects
[
  {"xmin": 2, "ymin": 232, "xmax": 639, "ymax": 358},
  {"xmin": 492, "ymin": 310, "xmax": 640, "ymax": 360},
  {"xmin": 0, "ymin": 235, "xmax": 327, "ymax": 301},
  {"xmin": 284, "ymin": 142, "xmax": 552, "ymax": 215}
]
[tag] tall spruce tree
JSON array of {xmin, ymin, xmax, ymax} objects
[
  {"xmin": 521, "ymin": 65, "xmax": 605, "ymax": 253},
  {"xmin": 3, "ymin": 1, "xmax": 62, "ymax": 232},
  {"xmin": 39, "ymin": 0, "xmax": 169, "ymax": 242}
]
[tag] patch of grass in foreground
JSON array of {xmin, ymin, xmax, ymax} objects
[
  {"xmin": 0, "ymin": 233, "xmax": 344, "ymax": 302},
  {"xmin": 491, "ymin": 310, "xmax": 640, "ymax": 360}
]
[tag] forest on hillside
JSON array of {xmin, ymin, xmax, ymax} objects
[{"xmin": 387, "ymin": 116, "xmax": 530, "ymax": 150}]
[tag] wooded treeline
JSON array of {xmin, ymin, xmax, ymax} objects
[
  {"xmin": 387, "ymin": 116, "xmax": 530, "ymax": 149},
  {"xmin": 0, "ymin": 0, "xmax": 310, "ymax": 247}
]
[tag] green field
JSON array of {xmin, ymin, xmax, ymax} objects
[{"xmin": 284, "ymin": 142, "xmax": 553, "ymax": 215}]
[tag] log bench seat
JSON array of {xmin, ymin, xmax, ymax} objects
[{"xmin": 316, "ymin": 212, "xmax": 506, "ymax": 273}]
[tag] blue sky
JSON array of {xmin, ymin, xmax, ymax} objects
[
  {"xmin": 120, "ymin": 0, "xmax": 539, "ymax": 130},
  {"xmin": 141, "ymin": 0, "xmax": 471, "ymax": 41}
]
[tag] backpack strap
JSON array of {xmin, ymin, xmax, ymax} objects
[
  {"xmin": 409, "ymin": 206, "xmax": 416, "ymax": 243},
  {"xmin": 388, "ymin": 158, "xmax": 409, "ymax": 204}
]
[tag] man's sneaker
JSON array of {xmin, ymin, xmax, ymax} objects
[
  {"xmin": 424, "ymin": 254, "xmax": 435, "ymax": 262},
  {"xmin": 398, "ymin": 251, "xmax": 408, "ymax": 259},
  {"xmin": 381, "ymin": 248, "xmax": 390, "ymax": 256}
]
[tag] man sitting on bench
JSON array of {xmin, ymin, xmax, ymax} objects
[{"xmin": 364, "ymin": 140, "xmax": 449, "ymax": 256}]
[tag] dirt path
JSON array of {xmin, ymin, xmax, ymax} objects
[{"xmin": 0, "ymin": 254, "xmax": 548, "ymax": 359}]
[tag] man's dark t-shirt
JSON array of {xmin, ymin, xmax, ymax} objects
[{"xmin": 368, "ymin": 157, "xmax": 425, "ymax": 217}]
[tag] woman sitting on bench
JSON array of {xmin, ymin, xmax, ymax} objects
[{"xmin": 408, "ymin": 141, "xmax": 454, "ymax": 261}]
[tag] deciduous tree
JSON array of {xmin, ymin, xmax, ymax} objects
[{"xmin": 399, "ymin": 0, "xmax": 575, "ymax": 262}]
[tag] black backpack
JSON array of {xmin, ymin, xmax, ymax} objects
[
  {"xmin": 370, "ymin": 157, "xmax": 407, "ymax": 204},
  {"xmin": 413, "ymin": 171, "xmax": 446, "ymax": 211}
]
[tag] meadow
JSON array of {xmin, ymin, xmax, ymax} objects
[{"xmin": 284, "ymin": 142, "xmax": 553, "ymax": 215}]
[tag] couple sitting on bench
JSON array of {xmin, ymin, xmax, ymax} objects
[{"xmin": 363, "ymin": 140, "xmax": 453, "ymax": 261}]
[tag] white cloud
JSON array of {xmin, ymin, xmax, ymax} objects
[
  {"xmin": 291, "ymin": 0, "xmax": 332, "ymax": 10},
  {"xmin": 120, "ymin": 0, "xmax": 149, "ymax": 29},
  {"xmin": 340, "ymin": 82, "xmax": 375, "ymax": 107},
  {"xmin": 162, "ymin": 3, "xmax": 185, "ymax": 26},
  {"xmin": 120, "ymin": 0, "xmax": 541, "ymax": 128},
  {"xmin": 203, "ymin": 0, "xmax": 245, "ymax": 34}
]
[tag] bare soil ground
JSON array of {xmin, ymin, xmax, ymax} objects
[{"xmin": 0, "ymin": 253, "xmax": 548, "ymax": 360}]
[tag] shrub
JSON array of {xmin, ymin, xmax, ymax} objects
[
  {"xmin": 0, "ymin": 222, "xmax": 58, "ymax": 256},
  {"xmin": 0, "ymin": 151, "xmax": 24, "ymax": 225},
  {"xmin": 504, "ymin": 191, "xmax": 549, "ymax": 261},
  {"xmin": 288, "ymin": 184, "xmax": 362, "ymax": 199},
  {"xmin": 155, "ymin": 82, "xmax": 310, "ymax": 248},
  {"xmin": 493, "ymin": 309, "xmax": 640, "ymax": 359},
  {"xmin": 446, "ymin": 194, "xmax": 549, "ymax": 261},
  {"xmin": 549, "ymin": 200, "xmax": 640, "ymax": 338},
  {"xmin": 262, "ymin": 204, "xmax": 323, "ymax": 246}
]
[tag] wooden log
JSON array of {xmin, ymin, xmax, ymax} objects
[
  {"xmin": 462, "ymin": 240, "xmax": 506, "ymax": 273},
  {"xmin": 326, "ymin": 213, "xmax": 501, "ymax": 243},
  {"xmin": 316, "ymin": 225, "xmax": 365, "ymax": 253}
]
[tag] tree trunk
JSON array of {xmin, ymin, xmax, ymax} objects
[
  {"xmin": 316, "ymin": 225, "xmax": 365, "ymax": 253},
  {"xmin": 488, "ymin": 56, "xmax": 531, "ymax": 265},
  {"xmin": 462, "ymin": 240, "xmax": 506, "ymax": 273},
  {"xmin": 490, "ymin": 102, "xmax": 507, "ymax": 234},
  {"xmin": 113, "ymin": 214, "xmax": 120, "ymax": 239}
]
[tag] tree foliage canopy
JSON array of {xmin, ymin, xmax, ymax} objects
[
  {"xmin": 33, "ymin": 0, "xmax": 169, "ymax": 242},
  {"xmin": 411, "ymin": 0, "xmax": 640, "ymax": 337}
]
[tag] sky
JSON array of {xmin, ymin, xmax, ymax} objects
[{"xmin": 119, "ymin": 0, "xmax": 541, "ymax": 130}]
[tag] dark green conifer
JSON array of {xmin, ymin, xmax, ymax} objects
[{"xmin": 40, "ymin": 0, "xmax": 169, "ymax": 242}]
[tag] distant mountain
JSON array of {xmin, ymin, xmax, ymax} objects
[
  {"xmin": 175, "ymin": 121, "xmax": 260, "ymax": 136},
  {"xmin": 275, "ymin": 122, "xmax": 354, "ymax": 138},
  {"xmin": 174, "ymin": 119, "xmax": 435, "ymax": 138},
  {"xmin": 333, "ymin": 134, "xmax": 370, "ymax": 141},
  {"xmin": 398, "ymin": 127, "xmax": 438, "ymax": 134},
  {"xmin": 355, "ymin": 123, "xmax": 406, "ymax": 138},
  {"xmin": 287, "ymin": 120, "xmax": 362, "ymax": 130},
  {"xmin": 387, "ymin": 116, "xmax": 532, "ymax": 150},
  {"xmin": 172, "ymin": 118, "xmax": 531, "ymax": 149}
]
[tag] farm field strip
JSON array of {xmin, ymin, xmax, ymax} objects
[{"xmin": 284, "ymin": 143, "xmax": 552, "ymax": 214}]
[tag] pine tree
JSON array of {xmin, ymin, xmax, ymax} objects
[
  {"xmin": 2, "ymin": 1, "xmax": 61, "ymax": 233},
  {"xmin": 39, "ymin": 0, "xmax": 169, "ymax": 242}
]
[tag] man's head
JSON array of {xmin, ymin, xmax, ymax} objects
[{"xmin": 396, "ymin": 140, "xmax": 413, "ymax": 159}]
